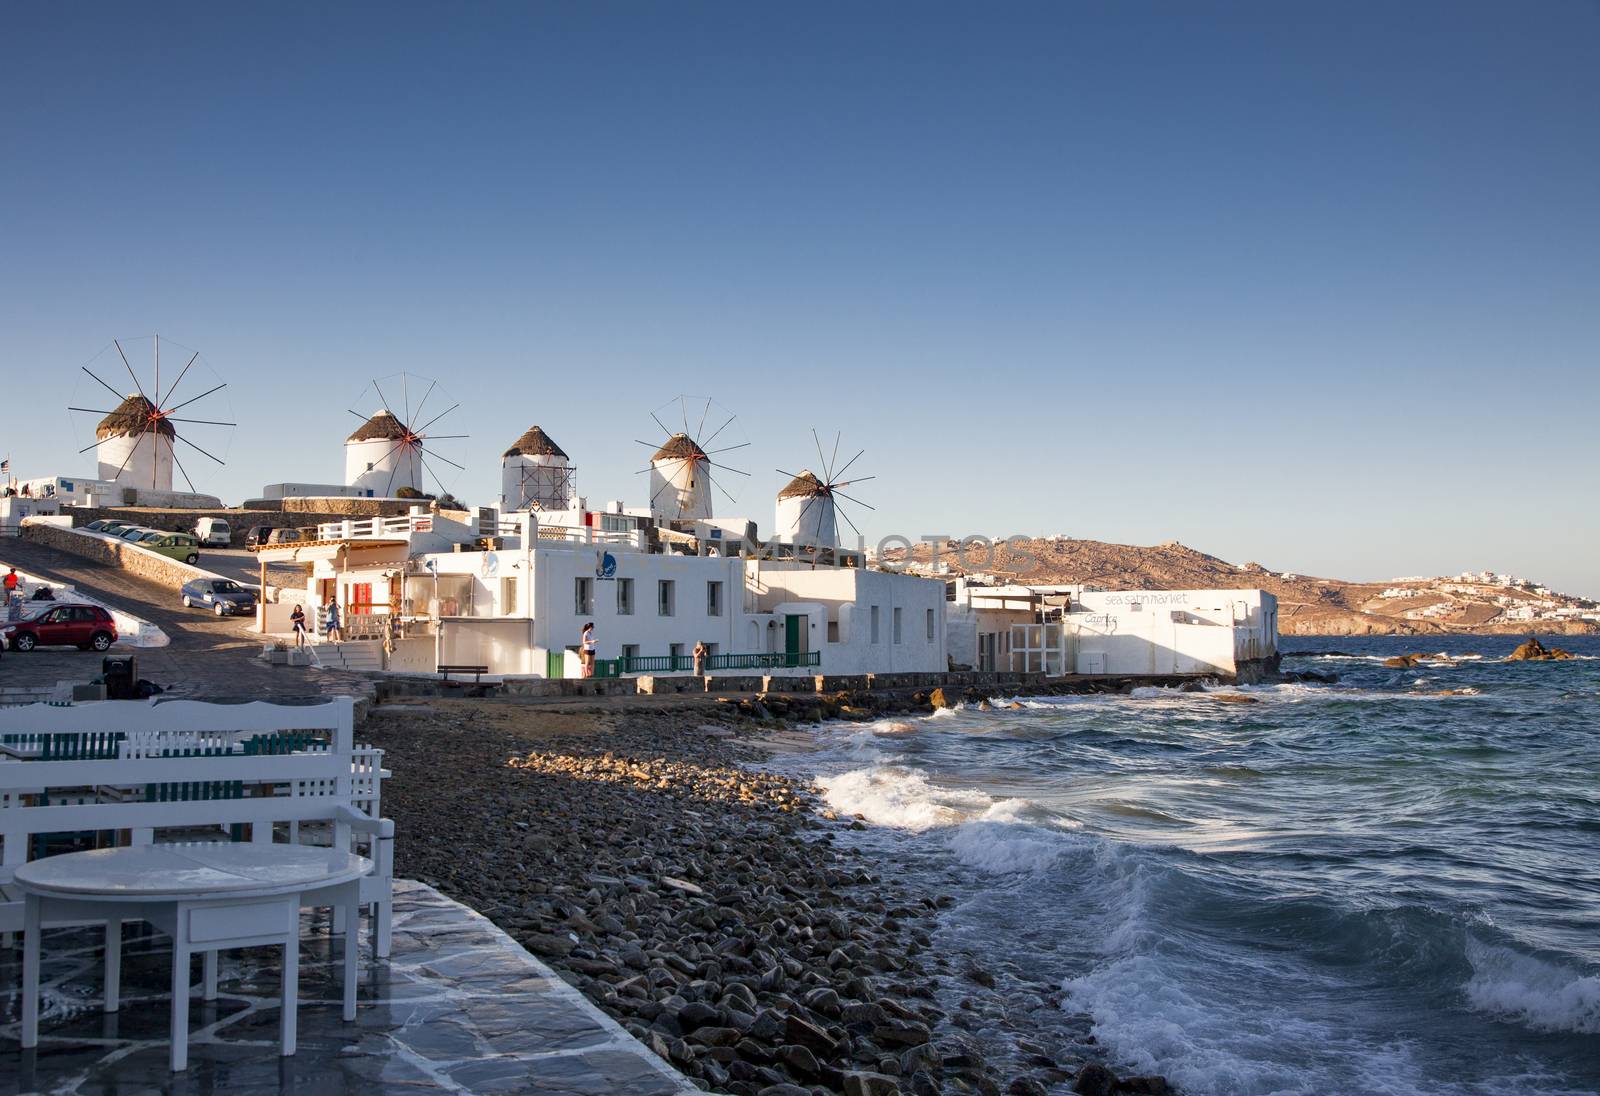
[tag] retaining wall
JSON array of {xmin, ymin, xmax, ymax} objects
[{"xmin": 22, "ymin": 521, "xmax": 213, "ymax": 591}]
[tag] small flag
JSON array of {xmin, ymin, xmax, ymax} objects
[{"xmin": 1, "ymin": 459, "xmax": 9, "ymax": 473}]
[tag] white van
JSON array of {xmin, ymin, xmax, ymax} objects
[{"xmin": 194, "ymin": 517, "xmax": 232, "ymax": 547}]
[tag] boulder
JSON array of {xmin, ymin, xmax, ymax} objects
[
  {"xmin": 1508, "ymin": 636, "xmax": 1575, "ymax": 662},
  {"xmin": 929, "ymin": 688, "xmax": 957, "ymax": 709},
  {"xmin": 1073, "ymin": 1063, "xmax": 1117, "ymax": 1096}
]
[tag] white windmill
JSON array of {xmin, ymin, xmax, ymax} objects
[
  {"xmin": 636, "ymin": 396, "xmax": 749, "ymax": 523},
  {"xmin": 344, "ymin": 374, "xmax": 468, "ymax": 499},
  {"xmin": 774, "ymin": 430, "xmax": 875, "ymax": 547},
  {"xmin": 68, "ymin": 335, "xmax": 236, "ymax": 493},
  {"xmin": 501, "ymin": 425, "xmax": 574, "ymax": 511}
]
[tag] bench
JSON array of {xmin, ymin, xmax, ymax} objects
[
  {"xmin": 0, "ymin": 697, "xmax": 394, "ymax": 959},
  {"xmin": 437, "ymin": 664, "xmax": 489, "ymax": 683}
]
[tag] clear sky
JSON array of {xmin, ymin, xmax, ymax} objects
[{"xmin": 4, "ymin": 3, "xmax": 1597, "ymax": 596}]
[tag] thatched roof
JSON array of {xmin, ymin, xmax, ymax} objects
[
  {"xmin": 504, "ymin": 425, "xmax": 568, "ymax": 460},
  {"xmin": 347, "ymin": 410, "xmax": 411, "ymax": 443},
  {"xmin": 777, "ymin": 470, "xmax": 830, "ymax": 499},
  {"xmin": 96, "ymin": 395, "xmax": 174, "ymax": 440},
  {"xmin": 652, "ymin": 433, "xmax": 706, "ymax": 463}
]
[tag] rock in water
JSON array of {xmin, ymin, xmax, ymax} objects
[
  {"xmin": 1073, "ymin": 1063, "xmax": 1117, "ymax": 1096},
  {"xmin": 1508, "ymin": 636, "xmax": 1575, "ymax": 661},
  {"xmin": 929, "ymin": 687, "xmax": 956, "ymax": 709}
]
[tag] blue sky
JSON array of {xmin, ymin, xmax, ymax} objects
[{"xmin": 4, "ymin": 3, "xmax": 1597, "ymax": 595}]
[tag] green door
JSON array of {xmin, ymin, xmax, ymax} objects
[{"xmin": 784, "ymin": 614, "xmax": 803, "ymax": 668}]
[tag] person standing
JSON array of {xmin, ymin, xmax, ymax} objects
[
  {"xmin": 692, "ymin": 639, "xmax": 708, "ymax": 676},
  {"xmin": 3, "ymin": 568, "xmax": 18, "ymax": 597},
  {"xmin": 580, "ymin": 621, "xmax": 596, "ymax": 677},
  {"xmin": 290, "ymin": 604, "xmax": 307, "ymax": 647},
  {"xmin": 325, "ymin": 599, "xmax": 343, "ymax": 643}
]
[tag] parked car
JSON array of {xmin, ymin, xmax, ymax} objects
[
  {"xmin": 118, "ymin": 526, "xmax": 153, "ymax": 542},
  {"xmin": 3, "ymin": 604, "xmax": 118, "ymax": 652},
  {"xmin": 94, "ymin": 520, "xmax": 136, "ymax": 536},
  {"xmin": 194, "ymin": 517, "xmax": 231, "ymax": 547},
  {"xmin": 266, "ymin": 527, "xmax": 302, "ymax": 545},
  {"xmin": 83, "ymin": 519, "xmax": 117, "ymax": 532},
  {"xmin": 180, "ymin": 578, "xmax": 256, "ymax": 616},
  {"xmin": 245, "ymin": 525, "xmax": 275, "ymax": 547},
  {"xmin": 139, "ymin": 532, "xmax": 201, "ymax": 565}
]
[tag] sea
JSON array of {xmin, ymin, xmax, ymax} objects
[{"xmin": 764, "ymin": 635, "xmax": 1600, "ymax": 1095}]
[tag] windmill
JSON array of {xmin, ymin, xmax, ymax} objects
[
  {"xmin": 345, "ymin": 374, "xmax": 469, "ymax": 500},
  {"xmin": 68, "ymin": 335, "xmax": 236, "ymax": 493},
  {"xmin": 635, "ymin": 396, "xmax": 749, "ymax": 522},
  {"xmin": 774, "ymin": 430, "xmax": 875, "ymax": 548}
]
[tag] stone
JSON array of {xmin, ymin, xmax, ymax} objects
[
  {"xmin": 523, "ymin": 931, "xmax": 576, "ymax": 958},
  {"xmin": 1007, "ymin": 1079, "xmax": 1049, "ymax": 1096},
  {"xmin": 1073, "ymin": 1063, "xmax": 1117, "ymax": 1096},
  {"xmin": 1117, "ymin": 1078, "xmax": 1171, "ymax": 1095},
  {"xmin": 678, "ymin": 1001, "xmax": 722, "ymax": 1030},
  {"xmin": 781, "ymin": 1043, "xmax": 822, "ymax": 1077},
  {"xmin": 929, "ymin": 688, "xmax": 957, "ymax": 709},
  {"xmin": 873, "ymin": 1018, "xmax": 932, "ymax": 1047},
  {"xmin": 785, "ymin": 1012, "xmax": 840, "ymax": 1055},
  {"xmin": 843, "ymin": 1071, "xmax": 903, "ymax": 1096},
  {"xmin": 1508, "ymin": 636, "xmax": 1575, "ymax": 661}
]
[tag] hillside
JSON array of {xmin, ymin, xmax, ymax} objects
[{"xmin": 879, "ymin": 537, "xmax": 1598, "ymax": 637}]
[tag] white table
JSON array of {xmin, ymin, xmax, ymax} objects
[{"xmin": 16, "ymin": 842, "xmax": 370, "ymax": 1071}]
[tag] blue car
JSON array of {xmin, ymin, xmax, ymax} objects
[{"xmin": 180, "ymin": 578, "xmax": 257, "ymax": 617}]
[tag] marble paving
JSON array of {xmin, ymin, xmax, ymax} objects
[{"xmin": 0, "ymin": 879, "xmax": 700, "ymax": 1095}]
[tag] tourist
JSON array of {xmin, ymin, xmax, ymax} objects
[
  {"xmin": 290, "ymin": 604, "xmax": 307, "ymax": 647},
  {"xmin": 2, "ymin": 568, "xmax": 17, "ymax": 597},
  {"xmin": 580, "ymin": 621, "xmax": 596, "ymax": 677},
  {"xmin": 325, "ymin": 599, "xmax": 343, "ymax": 643},
  {"xmin": 693, "ymin": 640, "xmax": 708, "ymax": 676}
]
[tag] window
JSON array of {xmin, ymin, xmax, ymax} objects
[
  {"xmin": 926, "ymin": 607, "xmax": 935, "ymax": 641},
  {"xmin": 616, "ymin": 578, "xmax": 634, "ymax": 615},
  {"xmin": 707, "ymin": 581, "xmax": 723, "ymax": 617},
  {"xmin": 574, "ymin": 577, "xmax": 593, "ymax": 615},
  {"xmin": 870, "ymin": 605, "xmax": 880, "ymax": 644},
  {"xmin": 827, "ymin": 620, "xmax": 840, "ymax": 643},
  {"xmin": 658, "ymin": 580, "xmax": 675, "ymax": 616},
  {"xmin": 893, "ymin": 606, "xmax": 903, "ymax": 644}
]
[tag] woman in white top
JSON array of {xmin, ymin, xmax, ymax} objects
[{"xmin": 580, "ymin": 622, "xmax": 596, "ymax": 677}]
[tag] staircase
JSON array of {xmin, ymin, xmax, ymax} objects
[{"xmin": 312, "ymin": 640, "xmax": 384, "ymax": 674}]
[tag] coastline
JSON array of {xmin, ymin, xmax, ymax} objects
[{"xmin": 364, "ymin": 697, "xmax": 1171, "ymax": 1096}]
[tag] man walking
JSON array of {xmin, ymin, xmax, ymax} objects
[{"xmin": 325, "ymin": 599, "xmax": 343, "ymax": 643}]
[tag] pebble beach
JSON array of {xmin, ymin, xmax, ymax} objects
[{"xmin": 364, "ymin": 696, "xmax": 1168, "ymax": 1096}]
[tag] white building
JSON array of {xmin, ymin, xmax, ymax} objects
[
  {"xmin": 255, "ymin": 504, "xmax": 946, "ymax": 679},
  {"xmin": 948, "ymin": 581, "xmax": 1278, "ymax": 678}
]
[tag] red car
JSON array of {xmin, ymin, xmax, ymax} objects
[{"xmin": 3, "ymin": 604, "xmax": 118, "ymax": 652}]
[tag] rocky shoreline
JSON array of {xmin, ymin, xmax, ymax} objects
[{"xmin": 363, "ymin": 697, "xmax": 1172, "ymax": 1096}]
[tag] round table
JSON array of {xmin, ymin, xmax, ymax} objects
[{"xmin": 16, "ymin": 842, "xmax": 371, "ymax": 1071}]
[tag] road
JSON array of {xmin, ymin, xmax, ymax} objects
[{"xmin": 0, "ymin": 539, "xmax": 367, "ymax": 702}]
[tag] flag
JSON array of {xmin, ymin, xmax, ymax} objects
[{"xmin": 0, "ymin": 459, "xmax": 8, "ymax": 473}]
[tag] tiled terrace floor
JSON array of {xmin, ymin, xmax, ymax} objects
[{"xmin": 0, "ymin": 880, "xmax": 698, "ymax": 1095}]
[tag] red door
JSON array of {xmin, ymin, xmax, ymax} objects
[{"xmin": 35, "ymin": 607, "xmax": 73, "ymax": 645}]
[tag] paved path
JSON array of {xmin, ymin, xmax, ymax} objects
[
  {"xmin": 0, "ymin": 539, "xmax": 366, "ymax": 703},
  {"xmin": 0, "ymin": 880, "xmax": 698, "ymax": 1096}
]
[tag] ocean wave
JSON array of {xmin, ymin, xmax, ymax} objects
[
  {"xmin": 816, "ymin": 765, "xmax": 992, "ymax": 830},
  {"xmin": 1464, "ymin": 937, "xmax": 1600, "ymax": 1035},
  {"xmin": 948, "ymin": 816, "xmax": 1077, "ymax": 874}
]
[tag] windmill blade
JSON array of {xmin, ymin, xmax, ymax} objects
[
  {"xmin": 828, "ymin": 431, "xmax": 842, "ymax": 484},
  {"xmin": 385, "ymin": 448, "xmax": 403, "ymax": 497},
  {"xmin": 711, "ymin": 477, "xmax": 740, "ymax": 508},
  {"xmin": 153, "ymin": 334, "xmax": 159, "ymax": 404},
  {"xmin": 82, "ymin": 366, "xmax": 129, "ymax": 404},
  {"xmin": 413, "ymin": 402, "xmax": 459, "ymax": 436},
  {"xmin": 347, "ymin": 408, "xmax": 371, "ymax": 421},
  {"xmin": 775, "ymin": 467, "xmax": 807, "ymax": 481},
  {"xmin": 701, "ymin": 412, "xmax": 737, "ymax": 449},
  {"xmin": 705, "ymin": 442, "xmax": 750, "ymax": 456},
  {"xmin": 410, "ymin": 379, "xmax": 438, "ymax": 429},
  {"xmin": 649, "ymin": 477, "xmax": 679, "ymax": 510},
  {"xmin": 160, "ymin": 351, "xmax": 201, "ymax": 407},
  {"xmin": 113, "ymin": 340, "xmax": 148, "ymax": 402},
  {"xmin": 679, "ymin": 396, "xmax": 690, "ymax": 435},
  {"xmin": 164, "ymin": 382, "xmax": 227, "ymax": 416},
  {"xmin": 705, "ymin": 460, "xmax": 751, "ymax": 477},
  {"xmin": 812, "ymin": 429, "xmax": 830, "ymax": 478},
  {"xmin": 835, "ymin": 502, "xmax": 863, "ymax": 540},
  {"xmin": 649, "ymin": 409, "xmax": 673, "ymax": 437},
  {"xmin": 417, "ymin": 451, "xmax": 454, "ymax": 499},
  {"xmin": 831, "ymin": 475, "xmax": 876, "ymax": 489},
  {"xmin": 831, "ymin": 487, "xmax": 875, "ymax": 510},
  {"xmin": 792, "ymin": 493, "xmax": 821, "ymax": 539},
  {"xmin": 67, "ymin": 407, "xmax": 115, "ymax": 416},
  {"xmin": 831, "ymin": 448, "xmax": 866, "ymax": 483},
  {"xmin": 170, "ymin": 447, "xmax": 198, "ymax": 494},
  {"xmin": 417, "ymin": 433, "xmax": 468, "ymax": 441},
  {"xmin": 418, "ymin": 446, "xmax": 465, "ymax": 472},
  {"xmin": 111, "ymin": 430, "xmax": 146, "ymax": 479},
  {"xmin": 696, "ymin": 397, "xmax": 712, "ymax": 442},
  {"xmin": 167, "ymin": 416, "xmax": 238, "ymax": 427},
  {"xmin": 78, "ymin": 437, "xmax": 114, "ymax": 455},
  {"xmin": 402, "ymin": 373, "xmax": 411, "ymax": 432},
  {"xmin": 371, "ymin": 378, "xmax": 398, "ymax": 419},
  {"xmin": 174, "ymin": 433, "xmax": 226, "ymax": 465}
]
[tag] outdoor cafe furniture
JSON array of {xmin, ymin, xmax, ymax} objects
[{"xmin": 17, "ymin": 841, "xmax": 370, "ymax": 1071}]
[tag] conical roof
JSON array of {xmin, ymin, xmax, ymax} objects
[
  {"xmin": 347, "ymin": 409, "xmax": 410, "ymax": 443},
  {"xmin": 777, "ymin": 470, "xmax": 830, "ymax": 499},
  {"xmin": 503, "ymin": 425, "xmax": 568, "ymax": 460},
  {"xmin": 96, "ymin": 394, "xmax": 174, "ymax": 440},
  {"xmin": 652, "ymin": 432, "xmax": 707, "ymax": 462}
]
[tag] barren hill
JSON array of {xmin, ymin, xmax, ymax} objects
[{"xmin": 881, "ymin": 537, "xmax": 1597, "ymax": 637}]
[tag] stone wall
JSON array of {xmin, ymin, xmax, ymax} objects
[
  {"xmin": 22, "ymin": 522, "xmax": 208, "ymax": 591},
  {"xmin": 58, "ymin": 505, "xmax": 412, "ymax": 548},
  {"xmin": 242, "ymin": 497, "xmax": 423, "ymax": 517}
]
